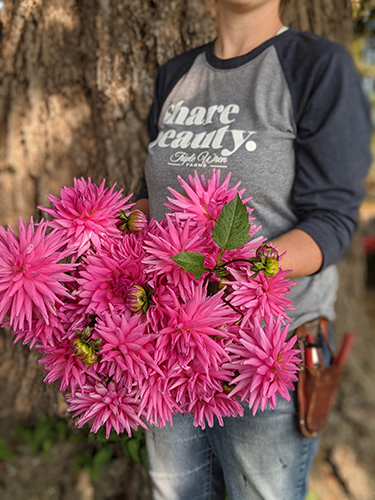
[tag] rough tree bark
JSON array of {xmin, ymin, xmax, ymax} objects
[
  {"xmin": 0, "ymin": 0, "xmax": 218, "ymax": 421},
  {"xmin": 283, "ymin": 0, "xmax": 352, "ymax": 48}
]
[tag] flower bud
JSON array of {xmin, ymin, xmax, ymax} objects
[
  {"xmin": 127, "ymin": 209, "xmax": 148, "ymax": 233},
  {"xmin": 127, "ymin": 284, "xmax": 148, "ymax": 313},
  {"xmin": 71, "ymin": 338, "xmax": 98, "ymax": 366},
  {"xmin": 264, "ymin": 258, "xmax": 279, "ymax": 277},
  {"xmin": 256, "ymin": 244, "xmax": 279, "ymax": 262},
  {"xmin": 117, "ymin": 209, "xmax": 147, "ymax": 234},
  {"xmin": 222, "ymin": 381, "xmax": 234, "ymax": 394}
]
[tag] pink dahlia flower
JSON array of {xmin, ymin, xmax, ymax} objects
[
  {"xmin": 155, "ymin": 285, "xmax": 238, "ymax": 372},
  {"xmin": 0, "ymin": 218, "xmax": 75, "ymax": 332},
  {"xmin": 138, "ymin": 370, "xmax": 178, "ymax": 427},
  {"xmin": 225, "ymin": 317, "xmax": 301, "ymax": 415},
  {"xmin": 12, "ymin": 311, "xmax": 67, "ymax": 349},
  {"xmin": 169, "ymin": 360, "xmax": 234, "ymax": 408},
  {"xmin": 39, "ymin": 338, "xmax": 100, "ymax": 394},
  {"xmin": 189, "ymin": 392, "xmax": 244, "ymax": 429},
  {"xmin": 77, "ymin": 249, "xmax": 134, "ymax": 317},
  {"xmin": 39, "ymin": 178, "xmax": 133, "ymax": 258},
  {"xmin": 165, "ymin": 170, "xmax": 252, "ymax": 228},
  {"xmin": 112, "ymin": 230, "xmax": 148, "ymax": 282},
  {"xmin": 143, "ymin": 215, "xmax": 208, "ymax": 290},
  {"xmin": 66, "ymin": 379, "xmax": 148, "ymax": 438},
  {"xmin": 75, "ymin": 230, "xmax": 148, "ymax": 318},
  {"xmin": 144, "ymin": 274, "xmax": 190, "ymax": 334},
  {"xmin": 227, "ymin": 266, "xmax": 296, "ymax": 325},
  {"xmin": 93, "ymin": 309, "xmax": 161, "ymax": 389}
]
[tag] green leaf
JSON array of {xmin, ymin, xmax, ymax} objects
[
  {"xmin": 127, "ymin": 437, "xmax": 141, "ymax": 463},
  {"xmin": 89, "ymin": 448, "xmax": 113, "ymax": 482},
  {"xmin": 0, "ymin": 437, "xmax": 13, "ymax": 459},
  {"xmin": 121, "ymin": 437, "xmax": 131, "ymax": 458},
  {"xmin": 170, "ymin": 251, "xmax": 207, "ymax": 279},
  {"xmin": 212, "ymin": 195, "xmax": 250, "ymax": 251},
  {"xmin": 140, "ymin": 445, "xmax": 149, "ymax": 468}
]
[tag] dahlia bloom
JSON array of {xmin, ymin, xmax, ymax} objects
[
  {"xmin": 165, "ymin": 170, "xmax": 252, "ymax": 229},
  {"xmin": 138, "ymin": 370, "xmax": 178, "ymax": 427},
  {"xmin": 39, "ymin": 178, "xmax": 133, "ymax": 258},
  {"xmin": 189, "ymin": 392, "xmax": 245, "ymax": 429},
  {"xmin": 39, "ymin": 338, "xmax": 100, "ymax": 394},
  {"xmin": 0, "ymin": 218, "xmax": 75, "ymax": 332},
  {"xmin": 93, "ymin": 309, "xmax": 161, "ymax": 389},
  {"xmin": 144, "ymin": 274, "xmax": 190, "ymax": 333},
  {"xmin": 12, "ymin": 312, "xmax": 67, "ymax": 349},
  {"xmin": 155, "ymin": 285, "xmax": 238, "ymax": 372},
  {"xmin": 225, "ymin": 317, "xmax": 301, "ymax": 415},
  {"xmin": 143, "ymin": 215, "xmax": 208, "ymax": 290},
  {"xmin": 66, "ymin": 379, "xmax": 148, "ymax": 438},
  {"xmin": 227, "ymin": 265, "xmax": 296, "ymax": 325},
  {"xmin": 77, "ymin": 249, "xmax": 132, "ymax": 317},
  {"xmin": 76, "ymin": 232, "xmax": 148, "ymax": 317},
  {"xmin": 169, "ymin": 360, "xmax": 234, "ymax": 408}
]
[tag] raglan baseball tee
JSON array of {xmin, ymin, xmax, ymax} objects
[{"xmin": 138, "ymin": 27, "xmax": 371, "ymax": 328}]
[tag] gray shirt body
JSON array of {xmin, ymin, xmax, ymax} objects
[{"xmin": 143, "ymin": 29, "xmax": 371, "ymax": 328}]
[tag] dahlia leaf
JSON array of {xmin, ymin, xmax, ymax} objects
[
  {"xmin": 170, "ymin": 251, "xmax": 207, "ymax": 279},
  {"xmin": 212, "ymin": 194, "xmax": 250, "ymax": 251}
]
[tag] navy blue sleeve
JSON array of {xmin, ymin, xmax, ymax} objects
[
  {"xmin": 135, "ymin": 174, "xmax": 149, "ymax": 200},
  {"xmin": 136, "ymin": 45, "xmax": 208, "ymax": 200},
  {"xmin": 277, "ymin": 33, "xmax": 372, "ymax": 269}
]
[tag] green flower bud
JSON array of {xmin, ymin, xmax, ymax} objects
[
  {"xmin": 264, "ymin": 258, "xmax": 279, "ymax": 277},
  {"xmin": 256, "ymin": 244, "xmax": 279, "ymax": 263},
  {"xmin": 222, "ymin": 381, "xmax": 234, "ymax": 394},
  {"xmin": 250, "ymin": 244, "xmax": 280, "ymax": 277},
  {"xmin": 71, "ymin": 327, "xmax": 102, "ymax": 366},
  {"xmin": 71, "ymin": 338, "xmax": 99, "ymax": 366},
  {"xmin": 117, "ymin": 209, "xmax": 147, "ymax": 234},
  {"xmin": 127, "ymin": 284, "xmax": 149, "ymax": 313}
]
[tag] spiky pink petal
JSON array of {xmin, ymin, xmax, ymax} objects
[
  {"xmin": 66, "ymin": 379, "xmax": 149, "ymax": 438},
  {"xmin": 0, "ymin": 218, "xmax": 75, "ymax": 332},
  {"xmin": 225, "ymin": 317, "xmax": 301, "ymax": 415},
  {"xmin": 165, "ymin": 170, "xmax": 252, "ymax": 229},
  {"xmin": 227, "ymin": 266, "xmax": 296, "ymax": 325},
  {"xmin": 39, "ymin": 178, "xmax": 134, "ymax": 257},
  {"xmin": 143, "ymin": 215, "xmax": 208, "ymax": 290},
  {"xmin": 93, "ymin": 309, "xmax": 161, "ymax": 388}
]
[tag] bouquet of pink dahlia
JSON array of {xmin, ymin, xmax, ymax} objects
[{"xmin": 0, "ymin": 171, "xmax": 300, "ymax": 438}]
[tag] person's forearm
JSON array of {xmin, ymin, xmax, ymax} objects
[
  {"xmin": 131, "ymin": 202, "xmax": 322, "ymax": 278},
  {"xmin": 133, "ymin": 198, "xmax": 150, "ymax": 220},
  {"xmin": 271, "ymin": 229, "xmax": 323, "ymax": 278}
]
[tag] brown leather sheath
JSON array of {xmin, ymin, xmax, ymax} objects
[{"xmin": 295, "ymin": 318, "xmax": 351, "ymax": 439}]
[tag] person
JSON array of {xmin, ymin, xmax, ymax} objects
[{"xmin": 134, "ymin": 0, "xmax": 372, "ymax": 498}]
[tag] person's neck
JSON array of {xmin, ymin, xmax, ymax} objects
[{"xmin": 214, "ymin": 2, "xmax": 283, "ymax": 59}]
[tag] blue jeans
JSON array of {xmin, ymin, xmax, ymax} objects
[{"xmin": 146, "ymin": 391, "xmax": 319, "ymax": 500}]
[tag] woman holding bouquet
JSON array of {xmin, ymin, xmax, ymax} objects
[{"xmin": 135, "ymin": 0, "xmax": 371, "ymax": 498}]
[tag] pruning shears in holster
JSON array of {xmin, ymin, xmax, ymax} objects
[{"xmin": 295, "ymin": 318, "xmax": 354, "ymax": 439}]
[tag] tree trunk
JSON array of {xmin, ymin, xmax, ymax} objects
[
  {"xmin": 0, "ymin": 0, "xmax": 217, "ymax": 422},
  {"xmin": 282, "ymin": 0, "xmax": 353, "ymax": 48}
]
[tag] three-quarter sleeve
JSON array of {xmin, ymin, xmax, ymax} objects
[{"xmin": 279, "ymin": 40, "xmax": 372, "ymax": 269}]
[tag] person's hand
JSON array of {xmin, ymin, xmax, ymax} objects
[
  {"xmin": 132, "ymin": 198, "xmax": 150, "ymax": 220},
  {"xmin": 271, "ymin": 229, "xmax": 323, "ymax": 278}
]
